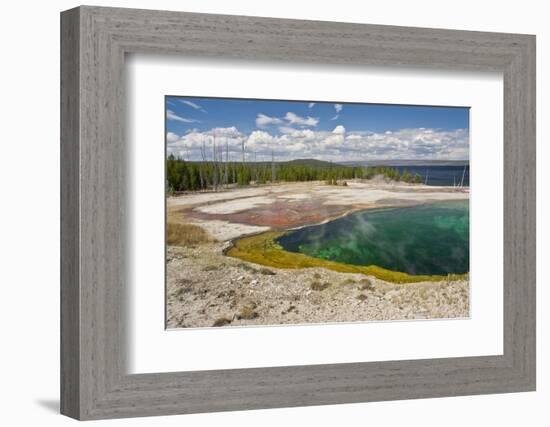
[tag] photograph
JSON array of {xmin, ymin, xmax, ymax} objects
[{"xmin": 165, "ymin": 96, "xmax": 470, "ymax": 328}]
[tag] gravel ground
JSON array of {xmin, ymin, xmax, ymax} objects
[{"xmin": 166, "ymin": 243, "xmax": 470, "ymax": 329}]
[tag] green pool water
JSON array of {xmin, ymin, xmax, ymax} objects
[{"xmin": 276, "ymin": 200, "xmax": 469, "ymax": 276}]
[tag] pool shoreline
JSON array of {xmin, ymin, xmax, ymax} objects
[{"xmin": 225, "ymin": 200, "xmax": 469, "ymax": 283}]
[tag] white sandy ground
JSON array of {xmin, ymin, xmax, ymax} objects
[
  {"xmin": 322, "ymin": 183, "xmax": 468, "ymax": 206},
  {"xmin": 277, "ymin": 193, "xmax": 311, "ymax": 200},
  {"xmin": 169, "ymin": 187, "xmax": 268, "ymax": 207},
  {"xmin": 194, "ymin": 195, "xmax": 275, "ymax": 214},
  {"xmin": 171, "ymin": 180, "xmax": 468, "ymax": 216},
  {"xmin": 186, "ymin": 219, "xmax": 270, "ymax": 242}
]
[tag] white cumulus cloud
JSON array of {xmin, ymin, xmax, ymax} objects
[
  {"xmin": 166, "ymin": 132, "xmax": 179, "ymax": 143},
  {"xmin": 284, "ymin": 112, "xmax": 319, "ymax": 127},
  {"xmin": 167, "ymin": 125, "xmax": 468, "ymax": 162},
  {"xmin": 255, "ymin": 113, "xmax": 283, "ymax": 128}
]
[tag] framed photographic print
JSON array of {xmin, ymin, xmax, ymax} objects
[{"xmin": 61, "ymin": 6, "xmax": 536, "ymax": 420}]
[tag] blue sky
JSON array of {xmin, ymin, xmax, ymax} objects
[{"xmin": 166, "ymin": 96, "xmax": 469, "ymax": 162}]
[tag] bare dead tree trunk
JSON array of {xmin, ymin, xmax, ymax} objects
[
  {"xmin": 199, "ymin": 141, "xmax": 206, "ymax": 189},
  {"xmin": 225, "ymin": 139, "xmax": 229, "ymax": 187},
  {"xmin": 218, "ymin": 145, "xmax": 224, "ymax": 188},
  {"xmin": 271, "ymin": 149, "xmax": 276, "ymax": 184},
  {"xmin": 460, "ymin": 165, "xmax": 467, "ymax": 188},
  {"xmin": 232, "ymin": 152, "xmax": 236, "ymax": 184},
  {"xmin": 212, "ymin": 135, "xmax": 218, "ymax": 191},
  {"xmin": 254, "ymin": 150, "xmax": 258, "ymax": 184}
]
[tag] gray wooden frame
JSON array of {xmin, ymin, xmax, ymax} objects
[{"xmin": 60, "ymin": 5, "xmax": 536, "ymax": 420}]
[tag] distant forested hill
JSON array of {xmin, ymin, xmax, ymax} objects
[
  {"xmin": 341, "ymin": 159, "xmax": 469, "ymax": 167},
  {"xmin": 166, "ymin": 155, "xmax": 423, "ymax": 192},
  {"xmin": 283, "ymin": 158, "xmax": 346, "ymax": 168}
]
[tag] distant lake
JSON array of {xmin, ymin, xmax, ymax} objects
[
  {"xmin": 390, "ymin": 165, "xmax": 469, "ymax": 187},
  {"xmin": 277, "ymin": 200, "xmax": 469, "ymax": 276}
]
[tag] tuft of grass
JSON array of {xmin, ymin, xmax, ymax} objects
[
  {"xmin": 202, "ymin": 265, "xmax": 219, "ymax": 272},
  {"xmin": 227, "ymin": 231, "xmax": 468, "ymax": 284},
  {"xmin": 356, "ymin": 293, "xmax": 368, "ymax": 301},
  {"xmin": 313, "ymin": 272, "xmax": 321, "ymax": 279},
  {"xmin": 310, "ymin": 281, "xmax": 330, "ymax": 291},
  {"xmin": 237, "ymin": 303, "xmax": 259, "ymax": 320},
  {"xmin": 167, "ymin": 222, "xmax": 212, "ymax": 246},
  {"xmin": 341, "ymin": 278, "xmax": 356, "ymax": 286},
  {"xmin": 259, "ymin": 267, "xmax": 276, "ymax": 275},
  {"xmin": 359, "ymin": 278, "xmax": 374, "ymax": 291},
  {"xmin": 212, "ymin": 317, "xmax": 232, "ymax": 327}
]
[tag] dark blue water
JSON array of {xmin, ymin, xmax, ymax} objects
[
  {"xmin": 277, "ymin": 201, "xmax": 469, "ymax": 276},
  {"xmin": 392, "ymin": 165, "xmax": 469, "ymax": 187}
]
